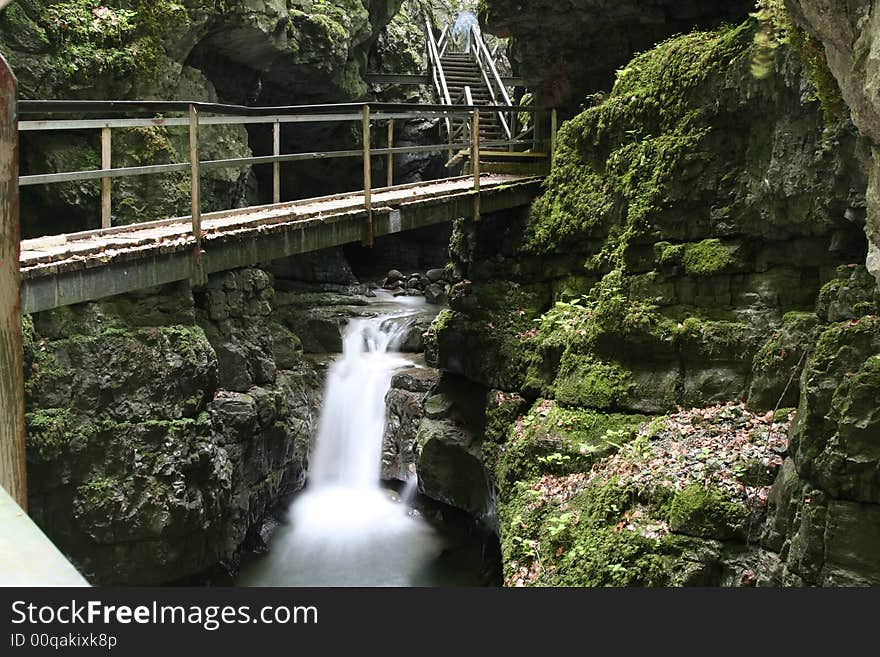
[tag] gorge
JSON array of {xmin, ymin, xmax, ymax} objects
[{"xmin": 3, "ymin": 0, "xmax": 879, "ymax": 588}]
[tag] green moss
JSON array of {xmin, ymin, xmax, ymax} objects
[
  {"xmin": 483, "ymin": 391, "xmax": 528, "ymax": 444},
  {"xmin": 752, "ymin": 0, "xmax": 845, "ymax": 119},
  {"xmin": 26, "ymin": 408, "xmax": 92, "ymax": 460},
  {"xmin": 554, "ymin": 354, "xmax": 632, "ymax": 409},
  {"xmin": 6, "ymin": 1, "xmax": 189, "ymax": 91},
  {"xmin": 487, "ymin": 401, "xmax": 648, "ymax": 491},
  {"xmin": 681, "ymin": 239, "xmax": 734, "ymax": 276},
  {"xmin": 524, "ymin": 23, "xmax": 752, "ymax": 256},
  {"xmin": 423, "ymin": 308, "xmax": 453, "ymax": 367},
  {"xmin": 675, "ymin": 316, "xmax": 757, "ymax": 361},
  {"xmin": 662, "ymin": 484, "xmax": 749, "ymax": 540},
  {"xmin": 77, "ymin": 475, "xmax": 117, "ymax": 498},
  {"xmin": 499, "ymin": 475, "xmax": 710, "ymax": 586},
  {"xmin": 811, "ymin": 316, "xmax": 880, "ymax": 368}
]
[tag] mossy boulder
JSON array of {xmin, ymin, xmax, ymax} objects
[
  {"xmin": 816, "ymin": 265, "xmax": 880, "ymax": 323},
  {"xmin": 426, "ymin": 281, "xmax": 551, "ymax": 390},
  {"xmin": 415, "ymin": 418, "xmax": 490, "ymax": 521},
  {"xmin": 484, "ymin": 400, "xmax": 647, "ymax": 494},
  {"xmin": 495, "ymin": 403, "xmax": 788, "ymax": 586}
]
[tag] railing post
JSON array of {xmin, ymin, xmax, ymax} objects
[
  {"xmin": 387, "ymin": 119, "xmax": 394, "ymax": 188},
  {"xmin": 188, "ymin": 104, "xmax": 204, "ymax": 286},
  {"xmin": 362, "ymin": 105, "xmax": 374, "ymax": 247},
  {"xmin": 448, "ymin": 115, "xmax": 454, "ymax": 161},
  {"xmin": 551, "ymin": 108, "xmax": 558, "ymax": 167},
  {"xmin": 509, "ymin": 110, "xmax": 517, "ymax": 153},
  {"xmin": 273, "ymin": 119, "xmax": 281, "ymax": 204},
  {"xmin": 472, "ymin": 108, "xmax": 481, "ymax": 222},
  {"xmin": 0, "ymin": 54, "xmax": 26, "ymax": 510},
  {"xmin": 100, "ymin": 126, "xmax": 111, "ymax": 228}
]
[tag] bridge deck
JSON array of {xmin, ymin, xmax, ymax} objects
[{"xmin": 20, "ymin": 173, "xmax": 541, "ymax": 313}]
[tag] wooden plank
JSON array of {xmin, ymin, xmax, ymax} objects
[
  {"xmin": 100, "ymin": 127, "xmax": 111, "ymax": 228},
  {"xmin": 362, "ymin": 105, "xmax": 373, "ymax": 247},
  {"xmin": 0, "ymin": 486, "xmax": 89, "ymax": 585},
  {"xmin": 478, "ymin": 150, "xmax": 549, "ymax": 159},
  {"xmin": 0, "ymin": 54, "xmax": 26, "ymax": 509},
  {"xmin": 189, "ymin": 104, "xmax": 204, "ymax": 285}
]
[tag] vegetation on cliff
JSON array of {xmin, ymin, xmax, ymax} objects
[{"xmin": 428, "ymin": 13, "xmax": 876, "ymax": 586}]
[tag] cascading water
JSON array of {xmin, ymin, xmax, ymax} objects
[{"xmin": 240, "ymin": 296, "xmax": 443, "ymax": 587}]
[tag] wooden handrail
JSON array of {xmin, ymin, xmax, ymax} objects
[{"xmin": 18, "ymin": 97, "xmax": 550, "ymax": 237}]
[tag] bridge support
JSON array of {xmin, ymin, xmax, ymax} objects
[{"xmin": 0, "ymin": 54, "xmax": 26, "ymax": 509}]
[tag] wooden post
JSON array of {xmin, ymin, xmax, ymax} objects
[
  {"xmin": 362, "ymin": 105, "xmax": 373, "ymax": 247},
  {"xmin": 509, "ymin": 110, "xmax": 517, "ymax": 153},
  {"xmin": 0, "ymin": 54, "xmax": 26, "ymax": 509},
  {"xmin": 472, "ymin": 109, "xmax": 481, "ymax": 222},
  {"xmin": 550, "ymin": 108, "xmax": 558, "ymax": 167},
  {"xmin": 447, "ymin": 117, "xmax": 454, "ymax": 161},
  {"xmin": 188, "ymin": 105, "xmax": 204, "ymax": 286},
  {"xmin": 386, "ymin": 119, "xmax": 394, "ymax": 188},
  {"xmin": 272, "ymin": 119, "xmax": 281, "ymax": 204},
  {"xmin": 100, "ymin": 127, "xmax": 111, "ymax": 228}
]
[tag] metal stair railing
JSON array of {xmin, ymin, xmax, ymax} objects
[{"xmin": 425, "ymin": 16, "xmax": 453, "ymax": 140}]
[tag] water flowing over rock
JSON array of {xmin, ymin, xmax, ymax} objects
[{"xmin": 240, "ymin": 300, "xmax": 444, "ymax": 587}]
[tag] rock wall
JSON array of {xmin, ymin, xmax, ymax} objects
[
  {"xmin": 419, "ymin": 17, "xmax": 880, "ymax": 585},
  {"xmin": 23, "ymin": 266, "xmax": 322, "ymax": 585},
  {"xmin": 783, "ymin": 0, "xmax": 880, "ymax": 287},
  {"xmin": 480, "ymin": 0, "xmax": 753, "ymax": 111}
]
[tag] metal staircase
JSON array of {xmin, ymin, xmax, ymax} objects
[{"xmin": 425, "ymin": 15, "xmax": 515, "ymax": 149}]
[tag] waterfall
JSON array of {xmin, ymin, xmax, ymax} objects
[
  {"xmin": 308, "ymin": 317, "xmax": 411, "ymax": 490},
  {"xmin": 241, "ymin": 299, "xmax": 442, "ymax": 587}
]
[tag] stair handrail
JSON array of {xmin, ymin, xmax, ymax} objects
[
  {"xmin": 426, "ymin": 16, "xmax": 452, "ymax": 107},
  {"xmin": 470, "ymin": 24, "xmax": 512, "ymax": 142}
]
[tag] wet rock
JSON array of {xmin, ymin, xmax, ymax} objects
[
  {"xmin": 426, "ymin": 269, "xmax": 446, "ymax": 283},
  {"xmin": 424, "ymin": 394, "xmax": 454, "ymax": 420},
  {"xmin": 415, "ymin": 418, "xmax": 490, "ymax": 520},
  {"xmin": 424, "ymin": 283, "xmax": 447, "ymax": 306},
  {"xmin": 382, "ymin": 367, "xmax": 439, "ymax": 482}
]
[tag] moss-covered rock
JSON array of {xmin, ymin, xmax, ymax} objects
[
  {"xmin": 23, "ymin": 271, "xmax": 321, "ymax": 584},
  {"xmin": 748, "ymin": 311, "xmax": 821, "ymax": 410}
]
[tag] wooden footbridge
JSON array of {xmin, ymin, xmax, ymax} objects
[{"xmin": 17, "ymin": 99, "xmax": 551, "ymax": 315}]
